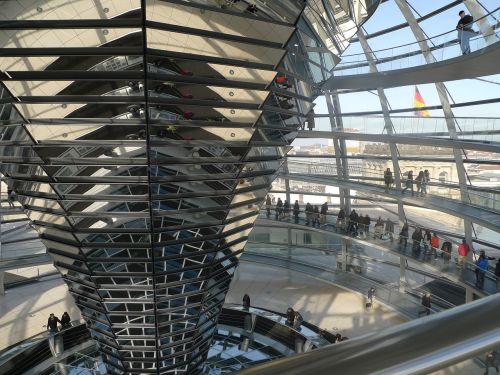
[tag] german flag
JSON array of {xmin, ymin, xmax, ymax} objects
[{"xmin": 414, "ymin": 86, "xmax": 430, "ymax": 117}]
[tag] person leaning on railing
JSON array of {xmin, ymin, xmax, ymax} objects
[
  {"xmin": 384, "ymin": 168, "xmax": 393, "ymax": 192},
  {"xmin": 457, "ymin": 10, "xmax": 475, "ymax": 55},
  {"xmin": 457, "ymin": 239, "xmax": 471, "ymax": 269},
  {"xmin": 474, "ymin": 250, "xmax": 496, "ymax": 289}
]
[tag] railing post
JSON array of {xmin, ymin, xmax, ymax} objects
[
  {"xmin": 0, "ymin": 270, "xmax": 4, "ymax": 296},
  {"xmin": 341, "ymin": 239, "xmax": 348, "ymax": 271},
  {"xmin": 287, "ymin": 227, "xmax": 292, "ymax": 260},
  {"xmin": 399, "ymin": 256, "xmax": 407, "ymax": 293},
  {"xmin": 465, "ymin": 287, "xmax": 474, "ymax": 303}
]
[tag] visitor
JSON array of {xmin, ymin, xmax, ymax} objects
[
  {"xmin": 313, "ymin": 205, "xmax": 320, "ymax": 227},
  {"xmin": 283, "ymin": 200, "xmax": 290, "ymax": 221},
  {"xmin": 307, "ymin": 109, "xmax": 315, "ymax": 131},
  {"xmin": 293, "ymin": 310, "xmax": 303, "ymax": 331},
  {"xmin": 496, "ymin": 259, "xmax": 500, "ymax": 292},
  {"xmin": 401, "ymin": 171, "xmax": 414, "ymax": 196},
  {"xmin": 475, "ymin": 251, "xmax": 490, "ymax": 289},
  {"xmin": 243, "ymin": 294, "xmax": 250, "ymax": 310},
  {"xmin": 246, "ymin": 4, "xmax": 258, "ymax": 13},
  {"xmin": 276, "ymin": 198, "xmax": 283, "ymax": 220},
  {"xmin": 7, "ymin": 187, "xmax": 15, "ymax": 208},
  {"xmin": 411, "ymin": 227, "xmax": 423, "ymax": 257},
  {"xmin": 423, "ymin": 229, "xmax": 432, "ymax": 256},
  {"xmin": 60, "ymin": 312, "xmax": 71, "ymax": 328},
  {"xmin": 320, "ymin": 202, "xmax": 328, "ymax": 226},
  {"xmin": 430, "ymin": 233, "xmax": 440, "ymax": 259},
  {"xmin": 286, "ymin": 307, "xmax": 295, "ymax": 327},
  {"xmin": 336, "ymin": 208, "xmax": 346, "ymax": 232},
  {"xmin": 265, "ymin": 195, "xmax": 271, "ymax": 218},
  {"xmin": 47, "ymin": 313, "xmax": 61, "ymax": 333},
  {"xmin": 348, "ymin": 209, "xmax": 359, "ymax": 235},
  {"xmin": 421, "ymin": 170, "xmax": 430, "ymax": 195},
  {"xmin": 373, "ymin": 216, "xmax": 384, "ymax": 239},
  {"xmin": 293, "ymin": 200, "xmax": 300, "ymax": 224},
  {"xmin": 367, "ymin": 287, "xmax": 376, "ymax": 307},
  {"xmin": 484, "ymin": 350, "xmax": 499, "ymax": 374},
  {"xmin": 457, "ymin": 11, "xmax": 474, "ymax": 55},
  {"xmin": 363, "ymin": 214, "xmax": 371, "ymax": 238},
  {"xmin": 418, "ymin": 293, "xmax": 432, "ymax": 317},
  {"xmin": 457, "ymin": 239, "xmax": 470, "ymax": 269},
  {"xmin": 399, "ymin": 222, "xmax": 409, "ymax": 247},
  {"xmin": 384, "ymin": 168, "xmax": 393, "ymax": 192},
  {"xmin": 384, "ymin": 218, "xmax": 395, "ymax": 241},
  {"xmin": 305, "ymin": 202, "xmax": 313, "ymax": 225},
  {"xmin": 415, "ymin": 171, "xmax": 424, "ymax": 197}
]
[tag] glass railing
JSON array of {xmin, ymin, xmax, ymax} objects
[
  {"xmin": 302, "ymin": 116, "xmax": 500, "ymax": 142},
  {"xmin": 283, "ymin": 160, "xmax": 500, "ymax": 212},
  {"xmin": 255, "ymin": 208, "xmax": 499, "ymax": 295},
  {"xmin": 333, "ymin": 9, "xmax": 500, "ymax": 76},
  {"xmin": 245, "ymin": 241, "xmax": 444, "ymax": 317},
  {"xmin": 0, "ymin": 320, "xmax": 85, "ymax": 368},
  {"xmin": 247, "ymin": 239, "xmax": 455, "ymax": 309},
  {"xmin": 238, "ymin": 294, "xmax": 500, "ymax": 375},
  {"xmin": 51, "ymin": 352, "xmax": 104, "ymax": 375}
]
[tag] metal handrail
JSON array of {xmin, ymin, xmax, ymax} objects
[
  {"xmin": 237, "ymin": 293, "xmax": 500, "ymax": 375},
  {"xmin": 337, "ymin": 7, "xmax": 500, "ymax": 59}
]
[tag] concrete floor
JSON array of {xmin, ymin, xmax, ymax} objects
[
  {"xmin": 227, "ymin": 261, "xmax": 407, "ymax": 338},
  {"xmin": 0, "ymin": 262, "xmax": 486, "ymax": 374},
  {"xmin": 0, "ymin": 275, "xmax": 80, "ymax": 351},
  {"xmin": 0, "ymin": 261, "xmax": 406, "ymax": 351}
]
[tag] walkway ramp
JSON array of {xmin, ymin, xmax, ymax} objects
[
  {"xmin": 323, "ymin": 42, "xmax": 500, "ymax": 90},
  {"xmin": 280, "ymin": 173, "xmax": 500, "ymax": 233}
]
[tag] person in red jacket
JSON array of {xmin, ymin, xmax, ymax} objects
[
  {"xmin": 430, "ymin": 233, "xmax": 439, "ymax": 259},
  {"xmin": 457, "ymin": 239, "xmax": 470, "ymax": 269}
]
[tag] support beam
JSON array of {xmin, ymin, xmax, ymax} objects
[
  {"xmin": 328, "ymin": 91, "xmax": 351, "ymax": 213},
  {"xmin": 325, "ymin": 91, "xmax": 348, "ymax": 209},
  {"xmin": 465, "ymin": 287, "xmax": 475, "ymax": 303},
  {"xmin": 357, "ymin": 29, "xmax": 406, "ymax": 228},
  {"xmin": 283, "ymin": 159, "xmax": 291, "ymax": 205}
]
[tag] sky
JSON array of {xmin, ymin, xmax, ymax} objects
[{"xmin": 312, "ymin": 0, "xmax": 500, "ymax": 118}]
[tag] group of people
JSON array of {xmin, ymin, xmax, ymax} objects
[
  {"xmin": 401, "ymin": 169, "xmax": 431, "ymax": 197},
  {"xmin": 264, "ymin": 197, "xmax": 500, "ymax": 291},
  {"xmin": 337, "ymin": 209, "xmax": 395, "ymax": 241},
  {"xmin": 383, "ymin": 167, "xmax": 431, "ymax": 197},
  {"xmin": 304, "ymin": 201, "xmax": 329, "ymax": 227},
  {"xmin": 46, "ymin": 312, "xmax": 71, "ymax": 333},
  {"xmin": 400, "ymin": 228, "xmax": 500, "ymax": 290},
  {"xmin": 265, "ymin": 195, "xmax": 329, "ymax": 227},
  {"xmin": 400, "ymin": 226, "xmax": 446, "ymax": 260}
]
